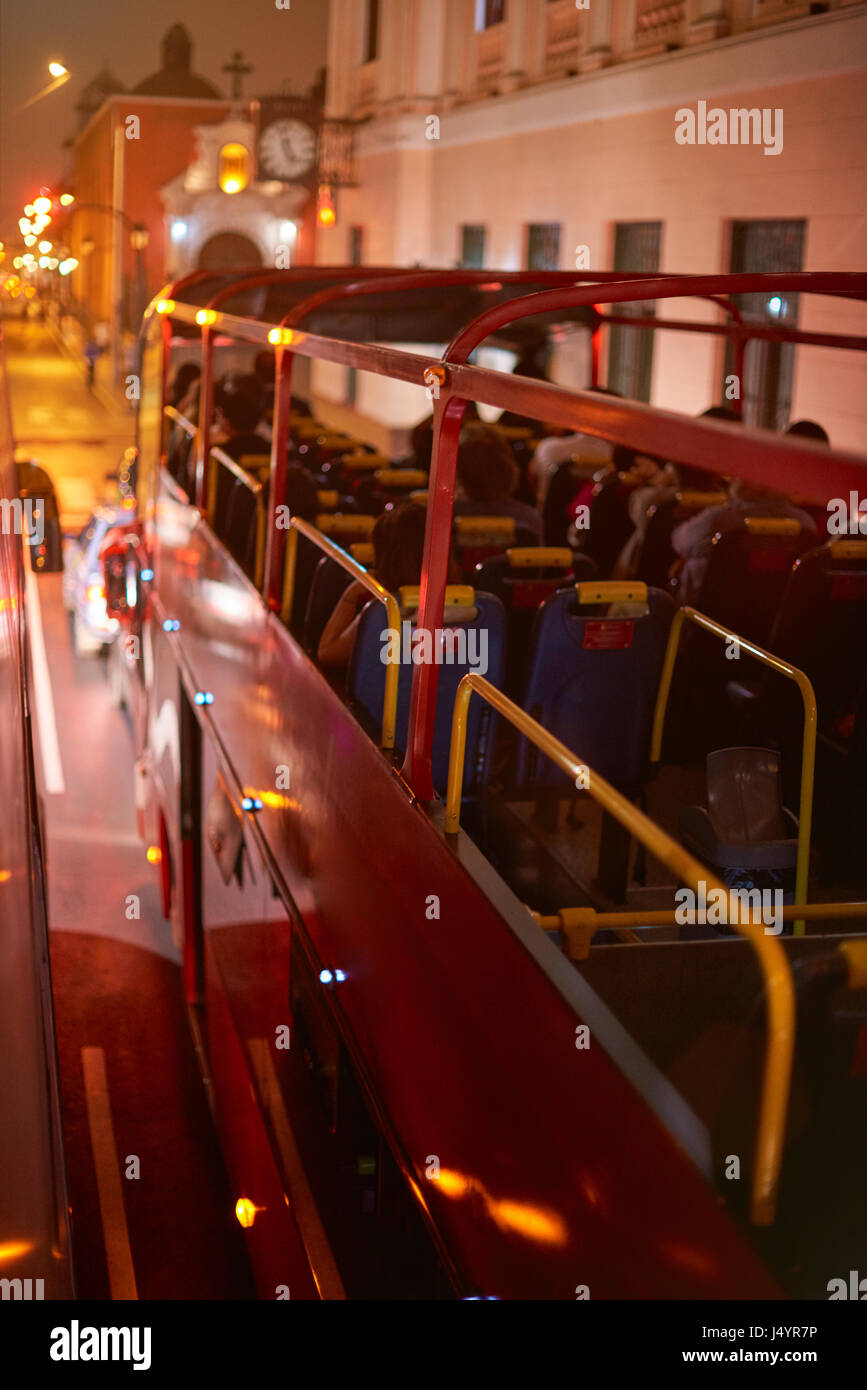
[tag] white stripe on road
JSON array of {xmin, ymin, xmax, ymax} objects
[{"xmin": 24, "ymin": 546, "xmax": 66, "ymax": 795}]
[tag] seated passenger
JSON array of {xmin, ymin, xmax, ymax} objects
[
  {"xmin": 285, "ymin": 465, "xmax": 320, "ymax": 521},
  {"xmin": 213, "ymin": 375, "xmax": 270, "ymax": 463},
  {"xmin": 612, "ymin": 406, "xmax": 740, "ymax": 577},
  {"xmin": 169, "ymin": 362, "xmax": 200, "ymax": 410},
  {"xmin": 453, "ymin": 424, "xmax": 544, "ymax": 543},
  {"xmin": 671, "ymin": 477, "xmax": 817, "ymax": 606},
  {"xmin": 496, "ymin": 345, "xmax": 552, "ymax": 432},
  {"xmin": 318, "ymin": 503, "xmax": 428, "ymax": 670},
  {"xmin": 411, "ymin": 402, "xmax": 479, "ymax": 472},
  {"xmin": 531, "ymin": 386, "xmax": 621, "ymax": 507}
]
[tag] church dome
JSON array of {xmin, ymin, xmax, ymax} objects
[{"xmin": 131, "ymin": 24, "xmax": 223, "ymax": 99}]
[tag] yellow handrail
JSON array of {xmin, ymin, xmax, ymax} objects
[
  {"xmin": 650, "ymin": 607, "xmax": 817, "ymax": 936},
  {"xmin": 445, "ymin": 672, "xmax": 794, "ymax": 1227},
  {"xmin": 532, "ymin": 901, "xmax": 867, "ymax": 950},
  {"xmin": 282, "ymin": 517, "xmax": 401, "ymax": 750}
]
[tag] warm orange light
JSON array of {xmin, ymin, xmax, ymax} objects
[
  {"xmin": 0, "ymin": 870, "xmax": 12, "ymax": 885},
  {"xmin": 156, "ymin": 299, "xmax": 175, "ymax": 315},
  {"xmin": 33, "ymin": 196, "xmax": 52, "ymax": 215},
  {"xmin": 60, "ymin": 193, "xmax": 75, "ymax": 206},
  {"xmin": 235, "ymin": 1197, "xmax": 257, "ymax": 1228},
  {"xmin": 121, "ymin": 497, "xmax": 136, "ymax": 511},
  {"xmin": 85, "ymin": 584, "xmax": 104, "ymax": 602},
  {"xmin": 267, "ymin": 327, "xmax": 296, "ymax": 346},
  {"xmin": 218, "ymin": 143, "xmax": 250, "ymax": 195},
  {"xmin": 146, "ymin": 845, "xmax": 162, "ymax": 865},
  {"xmin": 0, "ymin": 1239, "xmax": 34, "ymax": 1263},
  {"xmin": 488, "ymin": 1198, "xmax": 568, "ymax": 1246},
  {"xmin": 195, "ymin": 309, "xmax": 218, "ymax": 326}
]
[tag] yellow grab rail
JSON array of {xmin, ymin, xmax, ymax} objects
[
  {"xmin": 282, "ymin": 517, "xmax": 401, "ymax": 749},
  {"xmin": 445, "ymin": 672, "xmax": 794, "ymax": 1227},
  {"xmin": 650, "ymin": 607, "xmax": 817, "ymax": 936}
]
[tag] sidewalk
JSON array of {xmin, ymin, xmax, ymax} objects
[{"xmin": 54, "ymin": 315, "xmax": 136, "ymax": 421}]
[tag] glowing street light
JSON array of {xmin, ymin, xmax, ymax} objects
[
  {"xmin": 59, "ymin": 193, "xmax": 74, "ymax": 207},
  {"xmin": 38, "ymin": 240, "xmax": 52, "ymax": 254},
  {"xmin": 24, "ymin": 235, "xmax": 37, "ymax": 247},
  {"xmin": 58, "ymin": 257, "xmax": 78, "ymax": 276},
  {"xmin": 33, "ymin": 196, "xmax": 52, "ymax": 215},
  {"xmin": 18, "ymin": 218, "xmax": 32, "ymax": 236},
  {"xmin": 48, "ymin": 62, "xmax": 68, "ymax": 78}
]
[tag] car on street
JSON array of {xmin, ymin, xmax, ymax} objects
[{"xmin": 62, "ymin": 502, "xmax": 136, "ymax": 655}]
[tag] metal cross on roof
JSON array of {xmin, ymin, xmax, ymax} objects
[{"xmin": 222, "ymin": 50, "xmax": 252, "ymax": 101}]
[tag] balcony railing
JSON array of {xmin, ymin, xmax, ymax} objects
[
  {"xmin": 633, "ymin": 0, "xmax": 687, "ymax": 52},
  {"xmin": 544, "ymin": 0, "xmax": 583, "ymax": 76}
]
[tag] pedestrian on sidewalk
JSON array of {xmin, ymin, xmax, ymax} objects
[{"xmin": 83, "ymin": 338, "xmax": 101, "ymax": 388}]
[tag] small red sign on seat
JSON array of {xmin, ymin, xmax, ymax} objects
[{"xmin": 582, "ymin": 620, "xmax": 634, "ymax": 650}]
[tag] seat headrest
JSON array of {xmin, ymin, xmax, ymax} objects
[
  {"xmin": 743, "ymin": 516, "xmax": 800, "ymax": 536},
  {"xmin": 399, "ymin": 585, "xmax": 476, "ymax": 610},
  {"xmin": 675, "ymin": 490, "xmax": 727, "ymax": 510},
  {"xmin": 507, "ymin": 546, "xmax": 572, "ymax": 569},
  {"xmin": 238, "ymin": 454, "xmax": 271, "ymax": 475},
  {"xmin": 576, "ymin": 581, "xmax": 648, "ymax": 605},
  {"xmin": 315, "ymin": 513, "xmax": 376, "ymax": 536},
  {"xmin": 409, "ymin": 490, "xmax": 429, "ymax": 507},
  {"xmin": 706, "ymin": 747, "xmax": 788, "ymax": 843},
  {"xmin": 350, "ymin": 542, "xmax": 374, "ymax": 565},
  {"xmin": 375, "ymin": 468, "xmax": 428, "ymax": 488},
  {"xmin": 455, "ymin": 516, "xmax": 517, "ymax": 541},
  {"xmin": 340, "ymin": 450, "xmax": 389, "ymax": 469},
  {"xmin": 828, "ymin": 539, "xmax": 867, "ymax": 561},
  {"xmin": 493, "ymin": 425, "xmax": 535, "ymax": 441},
  {"xmin": 317, "ymin": 489, "xmax": 339, "ymax": 509}
]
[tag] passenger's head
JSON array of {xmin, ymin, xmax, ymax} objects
[
  {"xmin": 285, "ymin": 465, "xmax": 319, "ymax": 522},
  {"xmin": 170, "ymin": 362, "xmax": 200, "ymax": 407},
  {"xmin": 787, "ymin": 419, "xmax": 830, "ymax": 445},
  {"xmin": 372, "ymin": 502, "xmax": 427, "ymax": 594},
  {"xmin": 215, "ymin": 374, "xmax": 263, "ymax": 434},
  {"xmin": 701, "ymin": 405, "xmax": 742, "ymax": 424},
  {"xmin": 457, "ymin": 424, "xmax": 517, "ymax": 502},
  {"xmin": 612, "ymin": 443, "xmax": 667, "ymax": 483},
  {"xmin": 254, "ymin": 350, "xmax": 276, "ymax": 386}
]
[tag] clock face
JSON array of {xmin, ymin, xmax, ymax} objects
[{"xmin": 259, "ymin": 118, "xmax": 317, "ymax": 180}]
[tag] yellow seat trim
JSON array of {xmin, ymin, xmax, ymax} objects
[
  {"xmin": 350, "ymin": 542, "xmax": 374, "ymax": 565},
  {"xmin": 317, "ymin": 489, "xmax": 339, "ymax": 509},
  {"xmin": 455, "ymin": 516, "xmax": 517, "ymax": 540},
  {"xmin": 828, "ymin": 539, "xmax": 867, "ymax": 560},
  {"xmin": 577, "ymin": 581, "xmax": 648, "ymax": 605},
  {"xmin": 399, "ymin": 585, "xmax": 475, "ymax": 609},
  {"xmin": 375, "ymin": 469, "xmax": 428, "ymax": 488},
  {"xmin": 506, "ymin": 547, "xmax": 572, "ymax": 569},
  {"xmin": 744, "ymin": 517, "xmax": 801, "ymax": 536},
  {"xmin": 315, "ymin": 513, "xmax": 376, "ymax": 536}
]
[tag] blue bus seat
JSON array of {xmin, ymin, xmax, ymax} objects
[
  {"xmin": 348, "ymin": 587, "xmax": 506, "ymax": 796},
  {"xmin": 516, "ymin": 581, "xmax": 674, "ymax": 791}
]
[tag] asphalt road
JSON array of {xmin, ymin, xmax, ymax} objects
[
  {"xmin": 4, "ymin": 320, "xmax": 255, "ymax": 1299},
  {"xmin": 4, "ymin": 316, "xmax": 134, "ymax": 528}
]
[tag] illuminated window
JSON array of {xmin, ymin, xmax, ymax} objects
[
  {"xmin": 218, "ymin": 143, "xmax": 251, "ymax": 195},
  {"xmin": 364, "ymin": 0, "xmax": 380, "ymax": 62}
]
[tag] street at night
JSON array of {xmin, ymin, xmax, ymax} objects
[{"xmin": 1, "ymin": 0, "xmax": 866, "ymax": 1368}]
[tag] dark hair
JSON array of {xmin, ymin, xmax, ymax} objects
[
  {"xmin": 701, "ymin": 405, "xmax": 742, "ymax": 423},
  {"xmin": 170, "ymin": 362, "xmax": 200, "ymax": 407},
  {"xmin": 254, "ymin": 350, "xmax": 276, "ymax": 385},
  {"xmin": 216, "ymin": 374, "xmax": 263, "ymax": 433},
  {"xmin": 285, "ymin": 465, "xmax": 319, "ymax": 522},
  {"xmin": 372, "ymin": 502, "xmax": 427, "ymax": 594},
  {"xmin": 787, "ymin": 419, "xmax": 830, "ymax": 444},
  {"xmin": 612, "ymin": 443, "xmax": 666, "ymax": 473},
  {"xmin": 457, "ymin": 424, "xmax": 517, "ymax": 502},
  {"xmin": 411, "ymin": 402, "xmax": 480, "ymax": 473}
]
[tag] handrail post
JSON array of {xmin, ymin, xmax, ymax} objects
[
  {"xmin": 651, "ymin": 607, "xmax": 817, "ymax": 934},
  {"xmin": 445, "ymin": 672, "xmax": 795, "ymax": 1227}
]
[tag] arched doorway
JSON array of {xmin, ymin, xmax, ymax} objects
[{"xmin": 197, "ymin": 232, "xmax": 262, "ymax": 270}]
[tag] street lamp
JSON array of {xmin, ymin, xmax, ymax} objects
[{"xmin": 48, "ymin": 62, "xmax": 68, "ymax": 78}]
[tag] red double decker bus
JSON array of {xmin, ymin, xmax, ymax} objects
[{"xmin": 108, "ymin": 267, "xmax": 867, "ymax": 1299}]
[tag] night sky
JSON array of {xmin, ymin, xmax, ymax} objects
[{"xmin": 0, "ymin": 0, "xmax": 331, "ymax": 230}]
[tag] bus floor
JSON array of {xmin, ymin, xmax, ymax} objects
[{"xmin": 30, "ymin": 572, "xmax": 256, "ymax": 1300}]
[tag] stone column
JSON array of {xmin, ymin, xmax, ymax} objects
[
  {"xmin": 685, "ymin": 0, "xmax": 730, "ymax": 45},
  {"xmin": 579, "ymin": 0, "xmax": 614, "ymax": 71}
]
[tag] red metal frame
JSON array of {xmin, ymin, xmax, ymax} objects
[{"xmin": 136, "ymin": 267, "xmax": 867, "ymax": 1298}]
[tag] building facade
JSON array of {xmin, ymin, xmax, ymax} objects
[{"xmin": 316, "ymin": 0, "xmax": 867, "ymax": 451}]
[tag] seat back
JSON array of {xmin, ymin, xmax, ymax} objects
[
  {"xmin": 768, "ymin": 539, "xmax": 867, "ymax": 726},
  {"xmin": 542, "ymin": 458, "xmax": 610, "ymax": 547},
  {"xmin": 304, "ymin": 554, "xmax": 356, "ymax": 653},
  {"xmin": 636, "ymin": 489, "xmax": 727, "ymax": 588},
  {"xmin": 356, "ymin": 468, "xmax": 429, "ymax": 514},
  {"xmin": 454, "ymin": 515, "xmax": 518, "ymax": 572},
  {"xmin": 693, "ymin": 518, "xmax": 812, "ymax": 647},
  {"xmin": 517, "ymin": 581, "xmax": 675, "ymax": 789},
  {"xmin": 578, "ymin": 473, "xmax": 636, "ymax": 578},
  {"xmin": 348, "ymin": 588, "xmax": 506, "ymax": 795}
]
